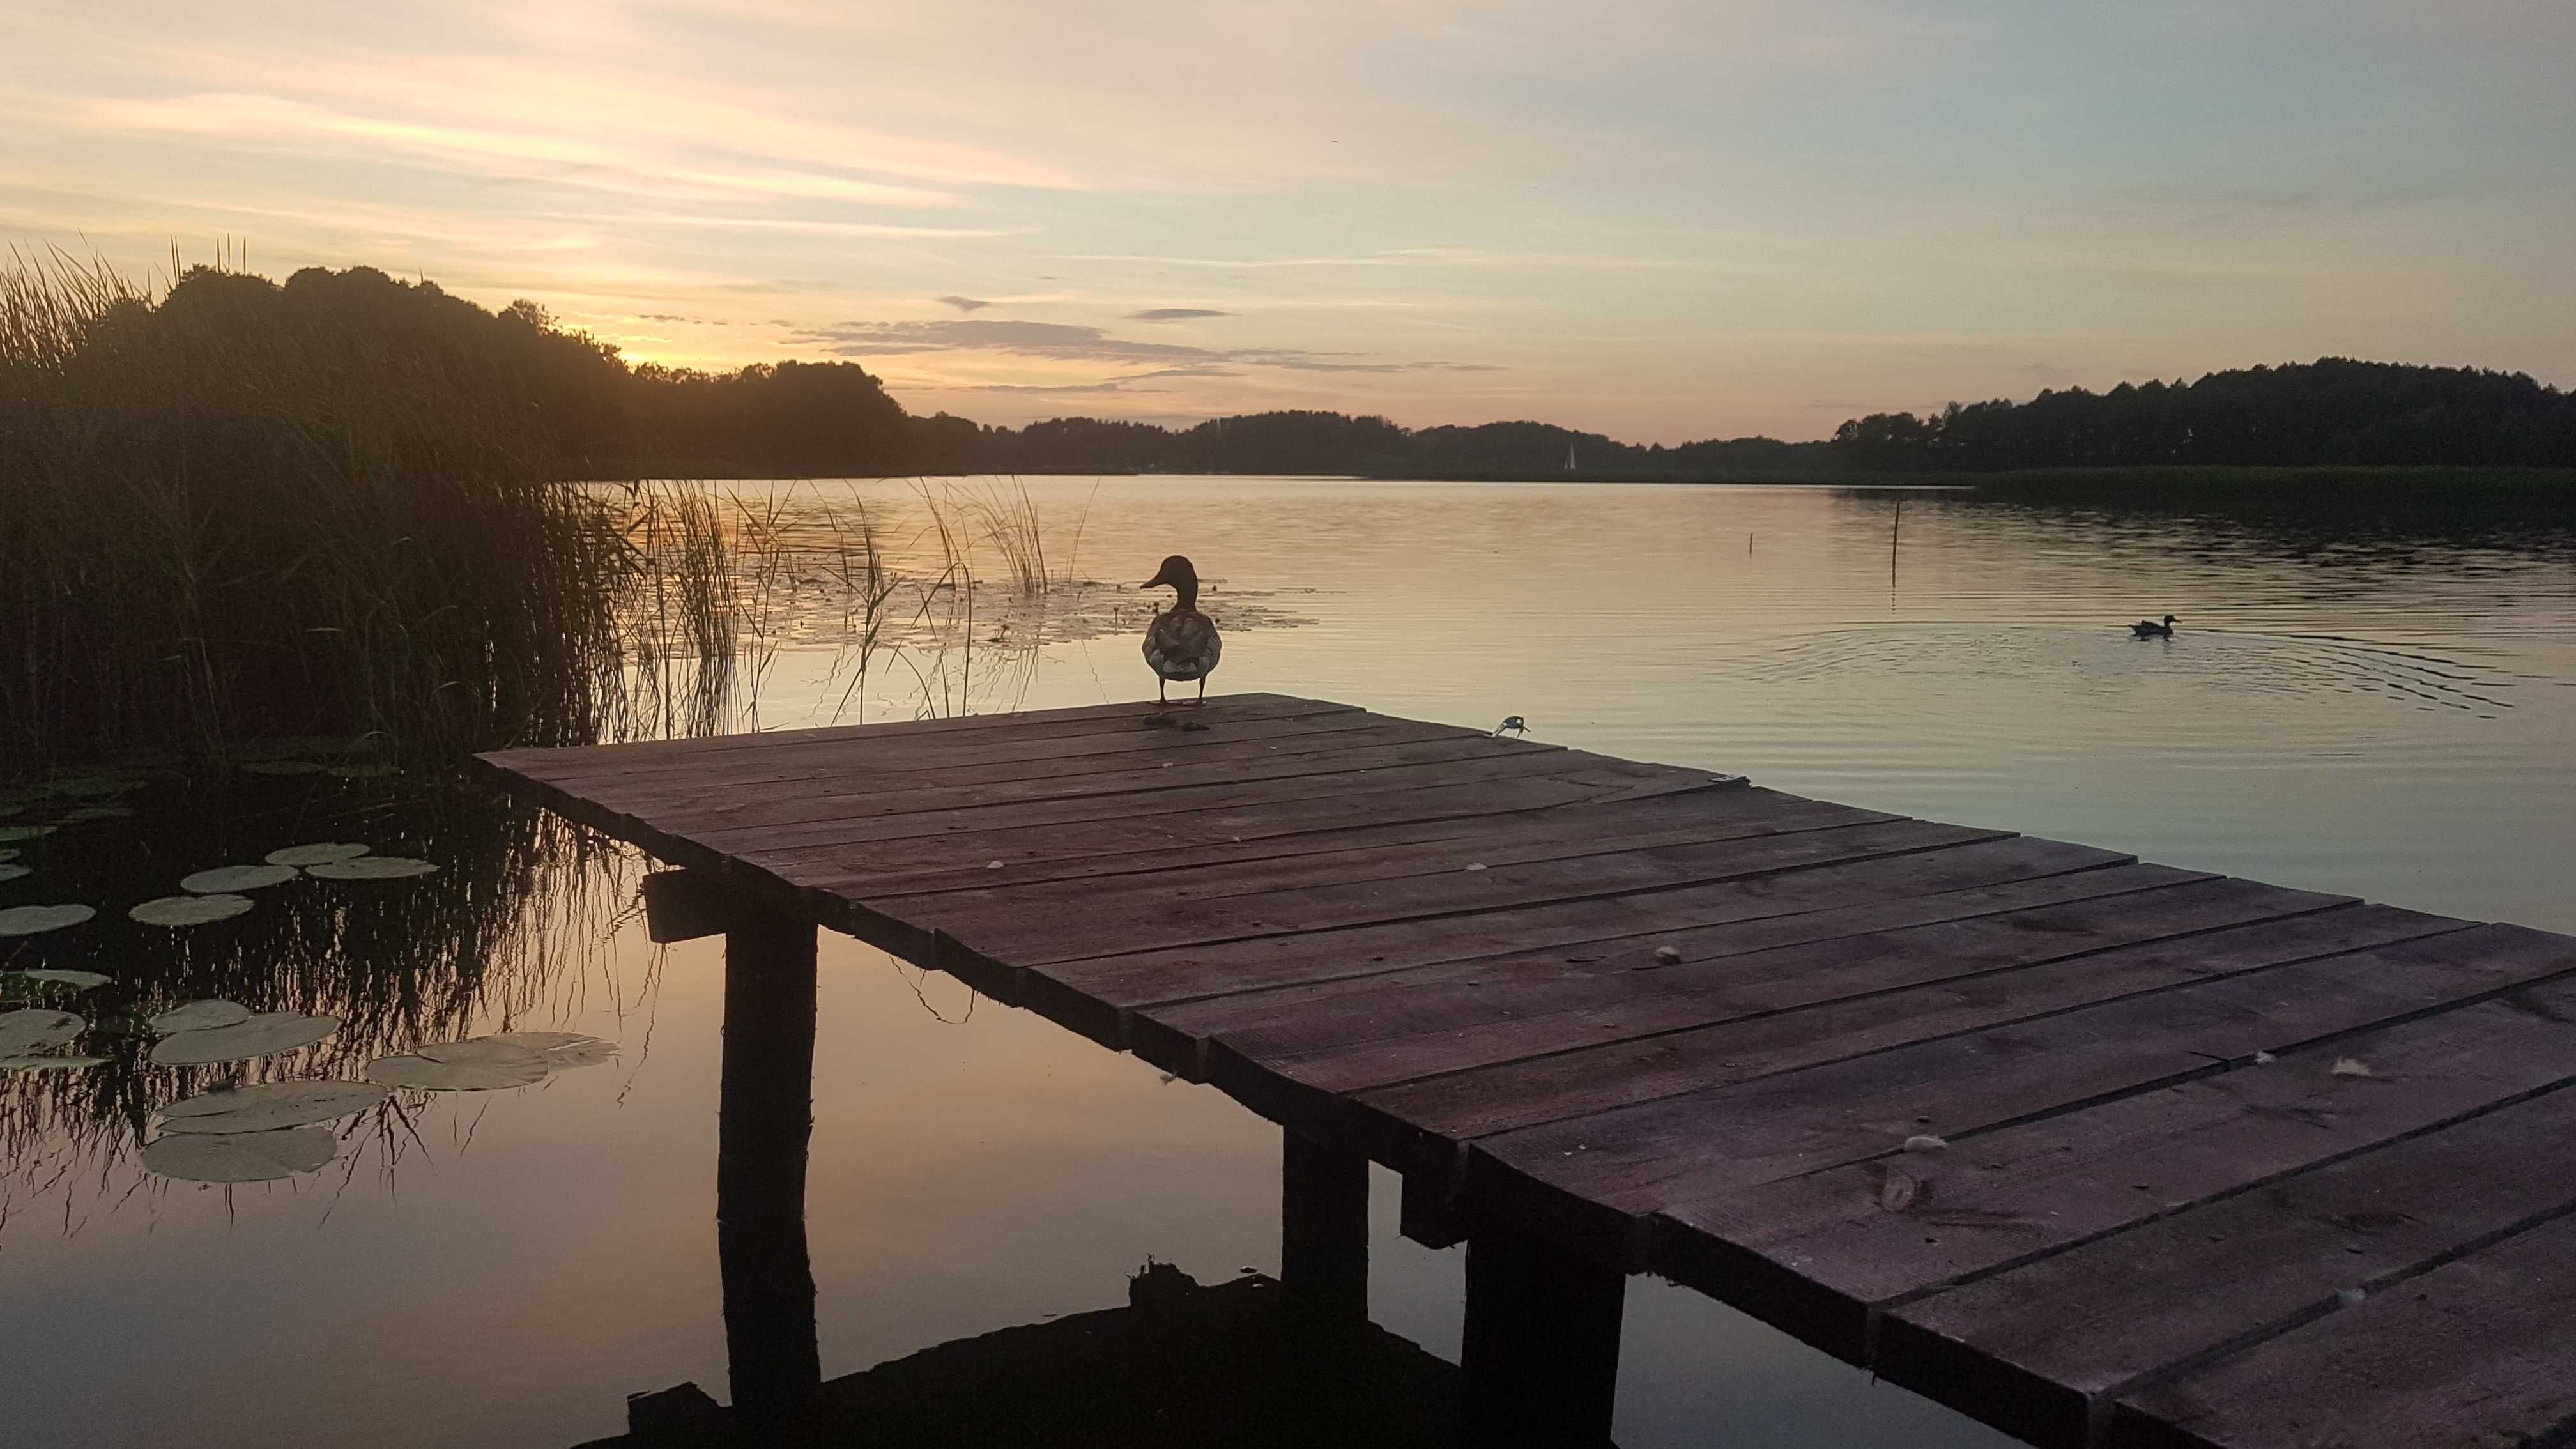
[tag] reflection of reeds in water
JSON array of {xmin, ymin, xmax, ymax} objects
[{"xmin": 0, "ymin": 779, "xmax": 645, "ymax": 1224}]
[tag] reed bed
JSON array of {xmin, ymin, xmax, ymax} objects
[{"xmin": 0, "ymin": 252, "xmax": 735, "ymax": 773}]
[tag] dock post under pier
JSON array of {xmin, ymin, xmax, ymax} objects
[
  {"xmin": 717, "ymin": 905, "xmax": 823, "ymax": 1436},
  {"xmin": 1461, "ymin": 1227, "xmax": 1626, "ymax": 1448},
  {"xmin": 1280, "ymin": 1126, "xmax": 1370, "ymax": 1331}
]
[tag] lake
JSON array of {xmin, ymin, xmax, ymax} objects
[{"xmin": 4, "ymin": 477, "xmax": 2572, "ymax": 1447}]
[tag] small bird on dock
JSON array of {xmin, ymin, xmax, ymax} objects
[
  {"xmin": 2131, "ymin": 614, "xmax": 2177, "ymax": 639},
  {"xmin": 1141, "ymin": 554, "xmax": 1222, "ymax": 707},
  {"xmin": 1493, "ymin": 716, "xmax": 1528, "ymax": 737}
]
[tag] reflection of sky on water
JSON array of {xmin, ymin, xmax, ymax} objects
[{"xmin": 5, "ymin": 478, "xmax": 2574, "ymax": 1448}]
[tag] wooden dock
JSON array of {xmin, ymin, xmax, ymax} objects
[{"xmin": 481, "ymin": 694, "xmax": 2576, "ymax": 1449}]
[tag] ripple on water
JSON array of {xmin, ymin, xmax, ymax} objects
[{"xmin": 1729, "ymin": 623, "xmax": 2525, "ymax": 718}]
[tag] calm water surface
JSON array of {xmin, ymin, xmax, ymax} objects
[{"xmin": 4, "ymin": 479, "xmax": 2572, "ymax": 1447}]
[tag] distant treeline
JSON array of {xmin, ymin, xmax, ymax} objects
[
  {"xmin": 68, "ymin": 266, "xmax": 2576, "ymax": 480},
  {"xmin": 1834, "ymin": 359, "xmax": 2576, "ymax": 471}
]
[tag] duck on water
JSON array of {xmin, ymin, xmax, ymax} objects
[
  {"xmin": 2131, "ymin": 614, "xmax": 2177, "ymax": 639},
  {"xmin": 1142, "ymin": 555, "xmax": 1223, "ymax": 707}
]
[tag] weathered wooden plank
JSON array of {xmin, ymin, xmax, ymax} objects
[
  {"xmin": 855, "ymin": 792, "xmax": 1885, "ymax": 929},
  {"xmin": 1338, "ymin": 903, "xmax": 2448, "ymax": 1176},
  {"xmin": 737, "ymin": 769, "xmax": 1713, "ymax": 889},
  {"xmin": 482, "ymin": 692, "xmax": 1353, "ymax": 775},
  {"xmin": 571, "ymin": 713, "xmax": 1476, "ymax": 804},
  {"xmin": 1031, "ymin": 836, "xmax": 2132, "ymax": 1047},
  {"xmin": 803, "ymin": 773, "xmax": 1772, "ymax": 897},
  {"xmin": 1465, "ymin": 923, "xmax": 2576, "ymax": 1264},
  {"xmin": 652, "ymin": 733, "xmax": 1568, "ymax": 838},
  {"xmin": 1650, "ymin": 981, "xmax": 2576, "ymax": 1365},
  {"xmin": 1130, "ymin": 860, "xmax": 2210, "ymax": 1075},
  {"xmin": 940, "ymin": 818, "xmax": 2011, "ymax": 974},
  {"xmin": 2108, "ymin": 1208, "xmax": 2576, "ymax": 1449},
  {"xmin": 1876, "ymin": 1061, "xmax": 2576, "ymax": 1448},
  {"xmin": 1215, "ymin": 877, "xmax": 2352, "ymax": 1114},
  {"xmin": 664, "ymin": 749, "xmax": 1683, "ymax": 859}
]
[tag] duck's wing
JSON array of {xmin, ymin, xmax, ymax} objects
[{"xmin": 1144, "ymin": 610, "xmax": 1222, "ymax": 679}]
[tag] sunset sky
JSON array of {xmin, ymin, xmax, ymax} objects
[{"xmin": 6, "ymin": 1, "xmax": 2572, "ymax": 441}]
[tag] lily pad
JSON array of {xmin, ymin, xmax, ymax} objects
[
  {"xmin": 180, "ymin": 864, "xmax": 299, "ymax": 894},
  {"xmin": 150, "ymin": 1011, "xmax": 340, "ymax": 1066},
  {"xmin": 43, "ymin": 775, "xmax": 134, "ymax": 799},
  {"xmin": 4, "ymin": 969, "xmax": 112, "ymax": 992},
  {"xmin": 130, "ymin": 894, "xmax": 254, "ymax": 927},
  {"xmin": 0, "ymin": 1008, "xmax": 84, "ymax": 1054},
  {"xmin": 149, "ymin": 999, "xmax": 252, "ymax": 1034},
  {"xmin": 486, "ymin": 1030, "xmax": 618, "ymax": 1070},
  {"xmin": 0, "ymin": 903, "xmax": 95, "ymax": 935},
  {"xmin": 326, "ymin": 763, "xmax": 402, "ymax": 780},
  {"xmin": 142, "ymin": 1125, "xmax": 338, "ymax": 1182},
  {"xmin": 264, "ymin": 843, "xmax": 370, "ymax": 868},
  {"xmin": 237, "ymin": 760, "xmax": 325, "ymax": 777},
  {"xmin": 58, "ymin": 804, "xmax": 134, "ymax": 823},
  {"xmin": 0, "ymin": 825, "xmax": 59, "ymax": 843},
  {"xmin": 416, "ymin": 1038, "xmax": 551, "ymax": 1068},
  {"xmin": 0, "ymin": 864, "xmax": 27, "ymax": 884},
  {"xmin": 0, "ymin": 1053, "xmax": 107, "ymax": 1072},
  {"xmin": 306, "ymin": 857, "xmax": 438, "ymax": 881},
  {"xmin": 366, "ymin": 1050, "xmax": 548, "ymax": 1091},
  {"xmin": 0, "ymin": 847, "xmax": 19, "ymax": 862},
  {"xmin": 158, "ymin": 1080, "xmax": 389, "ymax": 1135}
]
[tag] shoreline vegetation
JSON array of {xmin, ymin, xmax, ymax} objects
[{"xmin": 4, "ymin": 253, "xmax": 2572, "ymax": 773}]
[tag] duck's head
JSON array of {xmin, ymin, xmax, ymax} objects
[
  {"xmin": 1141, "ymin": 555, "xmax": 1200, "ymax": 595},
  {"xmin": 2163, "ymin": 615, "xmax": 2178, "ymax": 625}
]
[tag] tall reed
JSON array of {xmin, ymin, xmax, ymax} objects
[{"xmin": 0, "ymin": 253, "xmax": 727, "ymax": 773}]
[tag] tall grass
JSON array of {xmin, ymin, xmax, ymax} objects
[{"xmin": 0, "ymin": 252, "xmax": 732, "ymax": 773}]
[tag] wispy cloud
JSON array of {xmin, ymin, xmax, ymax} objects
[
  {"xmin": 1128, "ymin": 307, "xmax": 1233, "ymax": 321},
  {"xmin": 789, "ymin": 317, "xmax": 1491, "ymax": 375},
  {"xmin": 937, "ymin": 295, "xmax": 993, "ymax": 312}
]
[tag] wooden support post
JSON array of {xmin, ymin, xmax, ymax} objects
[
  {"xmin": 1280, "ymin": 1127, "xmax": 1370, "ymax": 1330},
  {"xmin": 1399, "ymin": 1169, "xmax": 1465, "ymax": 1250},
  {"xmin": 1461, "ymin": 1229, "xmax": 1626, "ymax": 1448},
  {"xmin": 717, "ymin": 907, "xmax": 822, "ymax": 1438}
]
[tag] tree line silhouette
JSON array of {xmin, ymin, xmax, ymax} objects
[{"xmin": 77, "ymin": 265, "xmax": 2576, "ymax": 479}]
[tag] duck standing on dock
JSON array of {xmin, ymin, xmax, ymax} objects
[
  {"xmin": 1141, "ymin": 554, "xmax": 1222, "ymax": 706},
  {"xmin": 2131, "ymin": 614, "xmax": 2177, "ymax": 639}
]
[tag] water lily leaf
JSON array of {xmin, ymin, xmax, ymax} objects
[
  {"xmin": 326, "ymin": 763, "xmax": 401, "ymax": 779},
  {"xmin": 0, "ymin": 864, "xmax": 28, "ymax": 884},
  {"xmin": 180, "ymin": 864, "xmax": 299, "ymax": 894},
  {"xmin": 43, "ymin": 775, "xmax": 135, "ymax": 799},
  {"xmin": 149, "ymin": 999, "xmax": 252, "ymax": 1034},
  {"xmin": 5, "ymin": 969, "xmax": 112, "ymax": 991},
  {"xmin": 486, "ymin": 1031, "xmax": 618, "ymax": 1070},
  {"xmin": 0, "ymin": 847, "xmax": 19, "ymax": 862},
  {"xmin": 158, "ymin": 1080, "xmax": 390, "ymax": 1135},
  {"xmin": 0, "ymin": 1053, "xmax": 107, "ymax": 1072},
  {"xmin": 142, "ymin": 1125, "xmax": 338, "ymax": 1182},
  {"xmin": 365, "ymin": 1052, "xmax": 547, "ymax": 1091},
  {"xmin": 306, "ymin": 857, "xmax": 438, "ymax": 881},
  {"xmin": 415, "ymin": 1038, "xmax": 550, "ymax": 1068},
  {"xmin": 0, "ymin": 1009, "xmax": 84, "ymax": 1054},
  {"xmin": 0, "ymin": 825, "xmax": 59, "ymax": 843},
  {"xmin": 237, "ymin": 760, "xmax": 325, "ymax": 777},
  {"xmin": 150, "ymin": 1011, "xmax": 340, "ymax": 1066},
  {"xmin": 130, "ymin": 894, "xmax": 254, "ymax": 927},
  {"xmin": 264, "ymin": 842, "xmax": 370, "ymax": 868},
  {"xmin": 0, "ymin": 903, "xmax": 95, "ymax": 935},
  {"xmin": 59, "ymin": 804, "xmax": 135, "ymax": 823}
]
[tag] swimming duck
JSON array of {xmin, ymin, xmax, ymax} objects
[
  {"xmin": 1140, "ymin": 555, "xmax": 1222, "ymax": 706},
  {"xmin": 2131, "ymin": 614, "xmax": 2177, "ymax": 639}
]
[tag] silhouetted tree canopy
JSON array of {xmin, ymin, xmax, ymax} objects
[
  {"xmin": 65, "ymin": 271, "xmax": 2576, "ymax": 479},
  {"xmin": 1831, "ymin": 360, "xmax": 2576, "ymax": 471}
]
